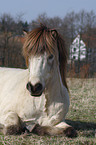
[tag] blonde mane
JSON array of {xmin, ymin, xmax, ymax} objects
[{"xmin": 22, "ymin": 24, "xmax": 68, "ymax": 89}]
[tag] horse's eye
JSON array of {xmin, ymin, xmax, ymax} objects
[{"xmin": 48, "ymin": 54, "xmax": 54, "ymax": 60}]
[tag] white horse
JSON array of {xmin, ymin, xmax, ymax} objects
[{"xmin": 0, "ymin": 24, "xmax": 76, "ymax": 137}]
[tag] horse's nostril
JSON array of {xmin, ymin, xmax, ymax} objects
[
  {"xmin": 26, "ymin": 82, "xmax": 32, "ymax": 93},
  {"xmin": 35, "ymin": 83, "xmax": 43, "ymax": 92}
]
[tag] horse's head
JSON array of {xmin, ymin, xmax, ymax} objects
[{"xmin": 23, "ymin": 24, "xmax": 68, "ymax": 97}]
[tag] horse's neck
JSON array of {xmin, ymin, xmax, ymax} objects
[
  {"xmin": 43, "ymin": 68, "xmax": 64, "ymax": 116},
  {"xmin": 44, "ymin": 67, "xmax": 63, "ymax": 102}
]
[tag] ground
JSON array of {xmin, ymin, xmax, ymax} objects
[{"xmin": 0, "ymin": 78, "xmax": 96, "ymax": 145}]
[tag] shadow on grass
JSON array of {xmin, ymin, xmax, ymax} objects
[
  {"xmin": 66, "ymin": 120, "xmax": 96, "ymax": 137},
  {"xmin": 66, "ymin": 120, "xmax": 96, "ymax": 130}
]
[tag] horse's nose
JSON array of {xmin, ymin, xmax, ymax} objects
[
  {"xmin": 34, "ymin": 83, "xmax": 43, "ymax": 93},
  {"xmin": 26, "ymin": 82, "xmax": 43, "ymax": 97}
]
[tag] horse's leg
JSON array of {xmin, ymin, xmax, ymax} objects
[
  {"xmin": 55, "ymin": 122, "xmax": 77, "ymax": 137},
  {"xmin": 0, "ymin": 123, "xmax": 4, "ymax": 134},
  {"xmin": 31, "ymin": 122, "xmax": 77, "ymax": 137},
  {"xmin": 2, "ymin": 112, "xmax": 26, "ymax": 135},
  {"xmin": 31, "ymin": 124, "xmax": 64, "ymax": 136}
]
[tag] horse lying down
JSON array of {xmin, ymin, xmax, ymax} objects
[{"xmin": 0, "ymin": 24, "xmax": 77, "ymax": 137}]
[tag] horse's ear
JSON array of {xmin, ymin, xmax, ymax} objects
[
  {"xmin": 51, "ymin": 29, "xmax": 57, "ymax": 39},
  {"xmin": 23, "ymin": 30, "xmax": 28, "ymax": 35}
]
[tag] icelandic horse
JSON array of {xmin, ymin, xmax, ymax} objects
[{"xmin": 0, "ymin": 24, "xmax": 77, "ymax": 137}]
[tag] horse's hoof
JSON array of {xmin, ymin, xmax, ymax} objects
[
  {"xmin": 64, "ymin": 127, "xmax": 77, "ymax": 138},
  {"xmin": 32, "ymin": 124, "xmax": 45, "ymax": 136},
  {"xmin": 4, "ymin": 125, "xmax": 22, "ymax": 135}
]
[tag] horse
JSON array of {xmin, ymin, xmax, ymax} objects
[{"xmin": 0, "ymin": 24, "xmax": 77, "ymax": 137}]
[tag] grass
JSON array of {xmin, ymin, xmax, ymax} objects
[{"xmin": 0, "ymin": 78, "xmax": 96, "ymax": 145}]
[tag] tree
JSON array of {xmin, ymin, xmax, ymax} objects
[
  {"xmin": 0, "ymin": 13, "xmax": 15, "ymax": 33},
  {"xmin": 23, "ymin": 21, "xmax": 29, "ymax": 31}
]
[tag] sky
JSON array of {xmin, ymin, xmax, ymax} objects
[{"xmin": 0, "ymin": 0, "xmax": 96, "ymax": 22}]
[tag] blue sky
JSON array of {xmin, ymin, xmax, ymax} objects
[{"xmin": 0, "ymin": 0, "xmax": 96, "ymax": 22}]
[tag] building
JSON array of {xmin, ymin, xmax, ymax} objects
[
  {"xmin": 70, "ymin": 35, "xmax": 86, "ymax": 61},
  {"xmin": 69, "ymin": 34, "xmax": 96, "ymax": 77}
]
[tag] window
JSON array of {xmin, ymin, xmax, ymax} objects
[
  {"xmin": 73, "ymin": 56, "xmax": 76, "ymax": 60},
  {"xmin": 74, "ymin": 48, "xmax": 76, "ymax": 52}
]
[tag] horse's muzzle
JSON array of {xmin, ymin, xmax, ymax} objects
[{"xmin": 26, "ymin": 82, "xmax": 43, "ymax": 97}]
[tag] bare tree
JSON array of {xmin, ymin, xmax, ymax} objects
[{"xmin": 0, "ymin": 13, "xmax": 15, "ymax": 33}]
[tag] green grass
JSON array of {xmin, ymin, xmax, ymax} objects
[{"xmin": 0, "ymin": 78, "xmax": 96, "ymax": 145}]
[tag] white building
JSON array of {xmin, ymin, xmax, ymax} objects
[{"xmin": 70, "ymin": 35, "xmax": 86, "ymax": 61}]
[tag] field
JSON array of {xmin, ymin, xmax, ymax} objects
[{"xmin": 0, "ymin": 78, "xmax": 96, "ymax": 145}]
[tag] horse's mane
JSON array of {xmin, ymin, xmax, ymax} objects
[{"xmin": 23, "ymin": 24, "xmax": 68, "ymax": 90}]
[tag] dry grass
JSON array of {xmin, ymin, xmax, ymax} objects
[{"xmin": 0, "ymin": 78, "xmax": 96, "ymax": 145}]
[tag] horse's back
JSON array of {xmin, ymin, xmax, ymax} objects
[
  {"xmin": 0, "ymin": 67, "xmax": 25, "ymax": 76},
  {"xmin": 0, "ymin": 67, "xmax": 28, "ymax": 98},
  {"xmin": 0, "ymin": 67, "xmax": 29, "ymax": 116},
  {"xmin": 0, "ymin": 67, "xmax": 28, "ymax": 79}
]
